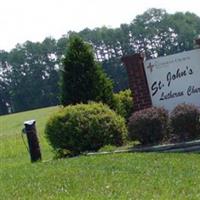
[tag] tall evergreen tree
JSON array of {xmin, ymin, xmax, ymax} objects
[{"xmin": 61, "ymin": 36, "xmax": 113, "ymax": 106}]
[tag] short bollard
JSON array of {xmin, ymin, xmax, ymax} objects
[{"xmin": 23, "ymin": 120, "xmax": 42, "ymax": 162}]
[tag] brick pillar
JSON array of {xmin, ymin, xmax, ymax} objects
[
  {"xmin": 196, "ymin": 38, "xmax": 200, "ymax": 46},
  {"xmin": 121, "ymin": 53, "xmax": 152, "ymax": 112}
]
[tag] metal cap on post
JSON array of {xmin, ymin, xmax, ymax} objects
[{"xmin": 24, "ymin": 120, "xmax": 42, "ymax": 162}]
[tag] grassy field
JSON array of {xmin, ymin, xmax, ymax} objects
[{"xmin": 1, "ymin": 107, "xmax": 200, "ymax": 199}]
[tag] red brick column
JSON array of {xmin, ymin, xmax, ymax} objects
[
  {"xmin": 196, "ymin": 38, "xmax": 200, "ymax": 46},
  {"xmin": 121, "ymin": 53, "xmax": 152, "ymax": 112}
]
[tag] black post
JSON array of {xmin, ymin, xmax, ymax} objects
[{"xmin": 24, "ymin": 120, "xmax": 42, "ymax": 162}]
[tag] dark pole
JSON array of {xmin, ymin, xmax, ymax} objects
[{"xmin": 24, "ymin": 120, "xmax": 42, "ymax": 162}]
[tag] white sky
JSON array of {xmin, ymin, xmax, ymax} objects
[{"xmin": 1, "ymin": 0, "xmax": 200, "ymax": 51}]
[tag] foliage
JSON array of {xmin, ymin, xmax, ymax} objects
[
  {"xmin": 0, "ymin": 38, "xmax": 60, "ymax": 113},
  {"xmin": 98, "ymin": 145, "xmax": 118, "ymax": 152},
  {"xmin": 1, "ymin": 9, "xmax": 200, "ymax": 114},
  {"xmin": 128, "ymin": 107, "xmax": 168, "ymax": 145},
  {"xmin": 45, "ymin": 102, "xmax": 127, "ymax": 156},
  {"xmin": 60, "ymin": 36, "xmax": 114, "ymax": 106},
  {"xmin": 111, "ymin": 89, "xmax": 133, "ymax": 120},
  {"xmin": 0, "ymin": 51, "xmax": 10, "ymax": 114},
  {"xmin": 170, "ymin": 103, "xmax": 200, "ymax": 140},
  {"xmin": 0, "ymin": 80, "xmax": 9, "ymax": 114},
  {"xmin": 102, "ymin": 58, "xmax": 128, "ymax": 92}
]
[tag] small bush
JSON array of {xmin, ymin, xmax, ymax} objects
[
  {"xmin": 111, "ymin": 89, "xmax": 133, "ymax": 120},
  {"xmin": 98, "ymin": 145, "xmax": 118, "ymax": 152},
  {"xmin": 128, "ymin": 107, "xmax": 168, "ymax": 145},
  {"xmin": 45, "ymin": 102, "xmax": 127, "ymax": 157},
  {"xmin": 170, "ymin": 103, "xmax": 200, "ymax": 140}
]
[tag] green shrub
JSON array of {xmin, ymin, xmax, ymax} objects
[
  {"xmin": 170, "ymin": 103, "xmax": 200, "ymax": 140},
  {"xmin": 45, "ymin": 102, "xmax": 127, "ymax": 157},
  {"xmin": 111, "ymin": 89, "xmax": 133, "ymax": 120},
  {"xmin": 98, "ymin": 145, "xmax": 118, "ymax": 152},
  {"xmin": 128, "ymin": 107, "xmax": 168, "ymax": 145}
]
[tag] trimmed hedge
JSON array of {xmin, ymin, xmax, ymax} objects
[
  {"xmin": 170, "ymin": 103, "xmax": 200, "ymax": 140},
  {"xmin": 45, "ymin": 102, "xmax": 127, "ymax": 157},
  {"xmin": 128, "ymin": 107, "xmax": 168, "ymax": 145},
  {"xmin": 111, "ymin": 89, "xmax": 133, "ymax": 120}
]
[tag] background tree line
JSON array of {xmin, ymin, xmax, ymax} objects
[{"xmin": 1, "ymin": 8, "xmax": 200, "ymax": 115}]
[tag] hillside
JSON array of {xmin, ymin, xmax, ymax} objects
[
  {"xmin": 0, "ymin": 106, "xmax": 59, "ymax": 162},
  {"xmin": 1, "ymin": 106, "xmax": 200, "ymax": 199}
]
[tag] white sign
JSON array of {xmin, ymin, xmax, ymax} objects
[{"xmin": 144, "ymin": 49, "xmax": 200, "ymax": 111}]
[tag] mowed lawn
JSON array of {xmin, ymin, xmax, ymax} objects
[{"xmin": 1, "ymin": 107, "xmax": 200, "ymax": 199}]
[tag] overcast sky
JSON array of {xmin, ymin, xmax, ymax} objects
[{"xmin": 1, "ymin": 0, "xmax": 200, "ymax": 51}]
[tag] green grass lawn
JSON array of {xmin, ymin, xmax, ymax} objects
[{"xmin": 1, "ymin": 107, "xmax": 200, "ymax": 199}]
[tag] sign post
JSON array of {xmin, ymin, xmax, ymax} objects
[{"xmin": 23, "ymin": 120, "xmax": 42, "ymax": 162}]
